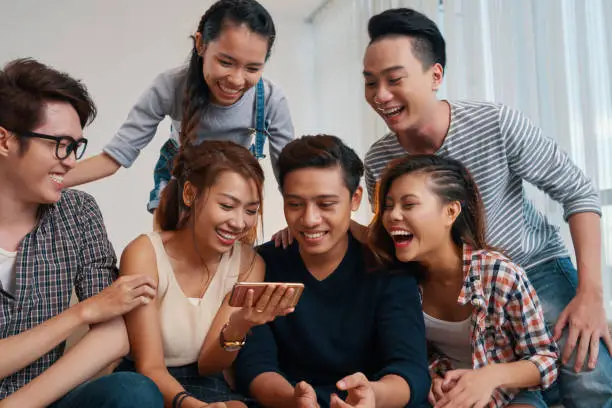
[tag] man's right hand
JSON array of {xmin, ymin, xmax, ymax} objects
[
  {"xmin": 294, "ymin": 381, "xmax": 320, "ymax": 408},
  {"xmin": 331, "ymin": 372, "xmax": 375, "ymax": 408},
  {"xmin": 77, "ymin": 275, "xmax": 157, "ymax": 325}
]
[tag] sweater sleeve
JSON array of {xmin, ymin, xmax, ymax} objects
[
  {"xmin": 103, "ymin": 69, "xmax": 178, "ymax": 168},
  {"xmin": 233, "ymin": 322, "xmax": 285, "ymax": 396},
  {"xmin": 373, "ymin": 274, "xmax": 431, "ymax": 407},
  {"xmin": 499, "ymin": 104, "xmax": 601, "ymax": 220}
]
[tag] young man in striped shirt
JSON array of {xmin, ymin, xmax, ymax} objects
[{"xmin": 361, "ymin": 8, "xmax": 612, "ymax": 407}]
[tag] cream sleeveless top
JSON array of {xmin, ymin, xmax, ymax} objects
[{"xmin": 146, "ymin": 232, "xmax": 241, "ymax": 367}]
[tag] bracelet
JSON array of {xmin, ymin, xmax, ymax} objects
[
  {"xmin": 219, "ymin": 321, "xmax": 247, "ymax": 352},
  {"xmin": 172, "ymin": 391, "xmax": 191, "ymax": 408}
]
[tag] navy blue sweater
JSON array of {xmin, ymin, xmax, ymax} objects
[{"xmin": 234, "ymin": 235, "xmax": 430, "ymax": 407}]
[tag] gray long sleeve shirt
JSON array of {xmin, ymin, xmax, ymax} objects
[{"xmin": 103, "ymin": 66, "xmax": 294, "ymax": 182}]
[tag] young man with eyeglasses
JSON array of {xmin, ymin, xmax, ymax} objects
[{"xmin": 0, "ymin": 58, "xmax": 163, "ymax": 407}]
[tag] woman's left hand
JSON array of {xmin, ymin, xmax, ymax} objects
[{"xmin": 434, "ymin": 368, "xmax": 498, "ymax": 408}]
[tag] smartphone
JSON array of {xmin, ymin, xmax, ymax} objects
[{"xmin": 228, "ymin": 282, "xmax": 305, "ymax": 308}]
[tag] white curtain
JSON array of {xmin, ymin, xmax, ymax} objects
[{"xmin": 310, "ymin": 0, "xmax": 612, "ymax": 313}]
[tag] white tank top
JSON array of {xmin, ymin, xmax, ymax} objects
[
  {"xmin": 146, "ymin": 232, "xmax": 241, "ymax": 367},
  {"xmin": 423, "ymin": 312, "xmax": 473, "ymax": 369},
  {"xmin": 0, "ymin": 248, "xmax": 17, "ymax": 294}
]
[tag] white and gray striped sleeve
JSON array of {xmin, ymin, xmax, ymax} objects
[{"xmin": 499, "ymin": 105, "xmax": 601, "ymax": 220}]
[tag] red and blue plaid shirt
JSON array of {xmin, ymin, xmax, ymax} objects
[
  {"xmin": 0, "ymin": 190, "xmax": 117, "ymax": 398},
  {"xmin": 428, "ymin": 245, "xmax": 558, "ymax": 407}
]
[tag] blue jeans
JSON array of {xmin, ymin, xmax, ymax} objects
[
  {"xmin": 50, "ymin": 372, "xmax": 163, "ymax": 408},
  {"xmin": 522, "ymin": 257, "xmax": 612, "ymax": 408},
  {"xmin": 147, "ymin": 138, "xmax": 178, "ymax": 213}
]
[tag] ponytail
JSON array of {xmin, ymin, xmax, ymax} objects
[
  {"xmin": 451, "ymin": 165, "xmax": 487, "ymax": 249},
  {"xmin": 155, "ymin": 178, "xmax": 182, "ymax": 231},
  {"xmin": 179, "ymin": 47, "xmax": 209, "ymax": 147}
]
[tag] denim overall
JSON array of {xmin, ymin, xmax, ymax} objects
[{"xmin": 147, "ymin": 79, "xmax": 268, "ymax": 213}]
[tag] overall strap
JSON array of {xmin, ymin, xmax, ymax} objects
[{"xmin": 249, "ymin": 78, "xmax": 269, "ymax": 159}]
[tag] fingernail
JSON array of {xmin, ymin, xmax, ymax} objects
[{"xmin": 337, "ymin": 381, "xmax": 346, "ymax": 389}]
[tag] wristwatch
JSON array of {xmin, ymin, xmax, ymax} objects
[{"xmin": 219, "ymin": 322, "xmax": 246, "ymax": 352}]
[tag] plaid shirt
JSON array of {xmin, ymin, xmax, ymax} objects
[
  {"xmin": 428, "ymin": 245, "xmax": 558, "ymax": 407},
  {"xmin": 0, "ymin": 190, "xmax": 117, "ymax": 398}
]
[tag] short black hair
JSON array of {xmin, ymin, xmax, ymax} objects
[
  {"xmin": 278, "ymin": 135, "xmax": 364, "ymax": 195},
  {"xmin": 368, "ymin": 8, "xmax": 446, "ymax": 71}
]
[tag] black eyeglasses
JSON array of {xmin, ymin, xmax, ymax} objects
[{"xmin": 14, "ymin": 130, "xmax": 88, "ymax": 160}]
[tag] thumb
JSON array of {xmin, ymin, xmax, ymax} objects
[
  {"xmin": 337, "ymin": 372, "xmax": 368, "ymax": 391},
  {"xmin": 330, "ymin": 394, "xmax": 350, "ymax": 408}
]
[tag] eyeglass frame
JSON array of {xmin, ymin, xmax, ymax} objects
[{"xmin": 11, "ymin": 130, "xmax": 88, "ymax": 160}]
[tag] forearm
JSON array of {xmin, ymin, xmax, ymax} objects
[
  {"xmin": 484, "ymin": 360, "xmax": 542, "ymax": 389},
  {"xmin": 370, "ymin": 374, "xmax": 410, "ymax": 408},
  {"xmin": 198, "ymin": 320, "xmax": 251, "ymax": 376},
  {"xmin": 250, "ymin": 372, "xmax": 295, "ymax": 408},
  {"xmin": 568, "ymin": 212, "xmax": 603, "ymax": 295},
  {"xmin": 64, "ymin": 153, "xmax": 121, "ymax": 187},
  {"xmin": 0, "ymin": 317, "xmax": 128, "ymax": 408},
  {"xmin": 0, "ymin": 304, "xmax": 86, "ymax": 380},
  {"xmin": 349, "ymin": 219, "xmax": 368, "ymax": 244}
]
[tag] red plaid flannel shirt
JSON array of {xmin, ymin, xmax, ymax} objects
[{"xmin": 428, "ymin": 245, "xmax": 558, "ymax": 407}]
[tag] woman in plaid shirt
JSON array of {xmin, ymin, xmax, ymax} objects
[{"xmin": 369, "ymin": 155, "xmax": 559, "ymax": 408}]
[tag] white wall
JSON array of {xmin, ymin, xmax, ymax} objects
[{"xmin": 0, "ymin": 0, "xmax": 317, "ymax": 254}]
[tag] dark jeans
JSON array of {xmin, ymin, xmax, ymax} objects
[
  {"xmin": 116, "ymin": 358, "xmax": 249, "ymax": 403},
  {"xmin": 50, "ymin": 372, "xmax": 163, "ymax": 408}
]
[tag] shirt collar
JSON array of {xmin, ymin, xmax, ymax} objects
[{"xmin": 457, "ymin": 243, "xmax": 486, "ymax": 309}]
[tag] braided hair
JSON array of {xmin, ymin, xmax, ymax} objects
[
  {"xmin": 368, "ymin": 154, "xmax": 488, "ymax": 264},
  {"xmin": 180, "ymin": 0, "xmax": 276, "ymax": 147}
]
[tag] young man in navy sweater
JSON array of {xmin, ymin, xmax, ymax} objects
[{"xmin": 234, "ymin": 135, "xmax": 430, "ymax": 408}]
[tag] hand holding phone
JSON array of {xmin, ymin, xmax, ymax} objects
[
  {"xmin": 229, "ymin": 282, "xmax": 304, "ymax": 308},
  {"xmin": 228, "ymin": 282, "xmax": 303, "ymax": 328}
]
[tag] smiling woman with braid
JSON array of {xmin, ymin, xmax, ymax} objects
[
  {"xmin": 369, "ymin": 155, "xmax": 558, "ymax": 408},
  {"xmin": 64, "ymin": 0, "xmax": 294, "ymax": 214}
]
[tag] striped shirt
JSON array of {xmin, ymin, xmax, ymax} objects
[
  {"xmin": 0, "ymin": 190, "xmax": 117, "ymax": 398},
  {"xmin": 428, "ymin": 244, "xmax": 558, "ymax": 407},
  {"xmin": 364, "ymin": 100, "xmax": 601, "ymax": 268}
]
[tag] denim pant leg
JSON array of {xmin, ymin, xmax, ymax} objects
[
  {"xmin": 115, "ymin": 358, "xmax": 249, "ymax": 404},
  {"xmin": 147, "ymin": 138, "xmax": 179, "ymax": 213},
  {"xmin": 525, "ymin": 257, "xmax": 612, "ymax": 408},
  {"xmin": 50, "ymin": 372, "xmax": 163, "ymax": 408}
]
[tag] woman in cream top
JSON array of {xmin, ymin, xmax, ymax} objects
[
  {"xmin": 117, "ymin": 141, "xmax": 296, "ymax": 408},
  {"xmin": 149, "ymin": 231, "xmax": 241, "ymax": 367}
]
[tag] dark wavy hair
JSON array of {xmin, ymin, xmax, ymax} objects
[
  {"xmin": 278, "ymin": 135, "xmax": 364, "ymax": 195},
  {"xmin": 0, "ymin": 58, "xmax": 96, "ymax": 151}
]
